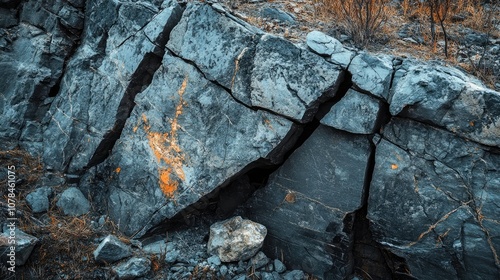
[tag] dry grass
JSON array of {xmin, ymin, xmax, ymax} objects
[
  {"xmin": 311, "ymin": 0, "xmax": 499, "ymax": 87},
  {"xmin": 0, "ymin": 149, "xmax": 43, "ymax": 190},
  {"xmin": 313, "ymin": 0, "xmax": 393, "ymax": 46}
]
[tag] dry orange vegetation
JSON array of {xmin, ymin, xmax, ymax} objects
[{"xmin": 232, "ymin": 0, "xmax": 500, "ymax": 89}]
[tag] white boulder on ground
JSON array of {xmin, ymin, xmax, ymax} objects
[{"xmin": 207, "ymin": 216, "xmax": 267, "ymax": 262}]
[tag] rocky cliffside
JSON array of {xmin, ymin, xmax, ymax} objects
[{"xmin": 1, "ymin": 0, "xmax": 500, "ymax": 279}]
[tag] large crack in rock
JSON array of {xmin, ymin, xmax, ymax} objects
[
  {"xmin": 76, "ymin": 2, "xmax": 345, "ymax": 239},
  {"xmin": 167, "ymin": 2, "xmax": 343, "ymax": 124},
  {"xmin": 86, "ymin": 3, "xmax": 184, "ymax": 168},
  {"xmin": 90, "ymin": 52, "xmax": 297, "ymax": 237},
  {"xmin": 41, "ymin": 0, "xmax": 184, "ymax": 173}
]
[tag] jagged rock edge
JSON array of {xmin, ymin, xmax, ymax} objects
[{"xmin": 85, "ymin": 3, "xmax": 185, "ymax": 170}]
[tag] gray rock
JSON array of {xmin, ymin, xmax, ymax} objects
[
  {"xmin": 101, "ymin": 53, "xmax": 293, "ymax": 237},
  {"xmin": 306, "ymin": 30, "xmax": 343, "ymax": 57},
  {"xmin": 220, "ymin": 265, "xmax": 228, "ymax": 276},
  {"xmin": 207, "ymin": 255, "xmax": 222, "ymax": 266},
  {"xmin": 274, "ymin": 259, "xmax": 286, "ymax": 273},
  {"xmin": 330, "ymin": 48, "xmax": 356, "ymax": 69},
  {"xmin": 56, "ymin": 187, "xmax": 90, "ymax": 216},
  {"xmin": 245, "ymin": 125, "xmax": 372, "ymax": 279},
  {"xmin": 207, "ymin": 216, "xmax": 267, "ymax": 262},
  {"xmin": 25, "ymin": 186, "xmax": 52, "ymax": 213},
  {"xmin": 167, "ymin": 4, "xmax": 343, "ymax": 123},
  {"xmin": 0, "ymin": 0, "xmax": 84, "ymax": 153},
  {"xmin": 320, "ymin": 88, "xmax": 385, "ymax": 134},
  {"xmin": 142, "ymin": 240, "xmax": 171, "ymax": 256},
  {"xmin": 167, "ymin": 2, "xmax": 261, "ymax": 90},
  {"xmin": 248, "ymin": 251, "xmax": 270, "ymax": 270},
  {"xmin": 165, "ymin": 249, "xmax": 180, "ymax": 264},
  {"xmin": 42, "ymin": 0, "xmax": 183, "ymax": 172},
  {"xmin": 239, "ymin": 34, "xmax": 344, "ymax": 122},
  {"xmin": 112, "ymin": 257, "xmax": 151, "ymax": 280},
  {"xmin": 0, "ymin": 8, "xmax": 17, "ymax": 28},
  {"xmin": 0, "ymin": 229, "xmax": 38, "ymax": 265},
  {"xmin": 261, "ymin": 271, "xmax": 282, "ymax": 280},
  {"xmin": 389, "ymin": 60, "xmax": 500, "ymax": 147},
  {"xmin": 93, "ymin": 235, "xmax": 132, "ymax": 263},
  {"xmin": 368, "ymin": 118, "xmax": 500, "ymax": 279},
  {"xmin": 349, "ymin": 52, "xmax": 393, "ymax": 100},
  {"xmin": 283, "ymin": 270, "xmax": 305, "ymax": 280},
  {"xmin": 261, "ymin": 7, "xmax": 296, "ymax": 24}
]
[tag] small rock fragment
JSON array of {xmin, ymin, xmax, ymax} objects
[
  {"xmin": 207, "ymin": 216, "xmax": 267, "ymax": 262},
  {"xmin": 283, "ymin": 270, "xmax": 306, "ymax": 280},
  {"xmin": 248, "ymin": 251, "xmax": 270, "ymax": 270},
  {"xmin": 93, "ymin": 235, "xmax": 132, "ymax": 263},
  {"xmin": 56, "ymin": 187, "xmax": 90, "ymax": 216},
  {"xmin": 274, "ymin": 259, "xmax": 286, "ymax": 273},
  {"xmin": 26, "ymin": 186, "xmax": 52, "ymax": 213},
  {"xmin": 306, "ymin": 30, "xmax": 343, "ymax": 56},
  {"xmin": 207, "ymin": 255, "xmax": 222, "ymax": 266},
  {"xmin": 112, "ymin": 257, "xmax": 151, "ymax": 280},
  {"xmin": 0, "ymin": 229, "xmax": 38, "ymax": 265},
  {"xmin": 261, "ymin": 7, "xmax": 296, "ymax": 24}
]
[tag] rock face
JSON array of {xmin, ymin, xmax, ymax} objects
[
  {"xmin": 245, "ymin": 125, "xmax": 372, "ymax": 279},
  {"xmin": 2, "ymin": 1, "xmax": 500, "ymax": 279},
  {"xmin": 0, "ymin": 0, "xmax": 84, "ymax": 152},
  {"xmin": 368, "ymin": 118, "xmax": 500, "ymax": 279},
  {"xmin": 167, "ymin": 5, "xmax": 344, "ymax": 122},
  {"xmin": 320, "ymin": 88, "xmax": 385, "ymax": 134},
  {"xmin": 102, "ymin": 52, "xmax": 293, "ymax": 236},
  {"xmin": 42, "ymin": 0, "xmax": 184, "ymax": 172},
  {"xmin": 390, "ymin": 60, "xmax": 500, "ymax": 147},
  {"xmin": 207, "ymin": 216, "xmax": 267, "ymax": 262}
]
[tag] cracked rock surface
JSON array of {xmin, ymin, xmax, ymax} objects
[{"xmin": 1, "ymin": 1, "xmax": 500, "ymax": 279}]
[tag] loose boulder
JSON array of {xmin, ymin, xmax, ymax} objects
[
  {"xmin": 26, "ymin": 186, "xmax": 52, "ymax": 213},
  {"xmin": 207, "ymin": 216, "xmax": 267, "ymax": 262}
]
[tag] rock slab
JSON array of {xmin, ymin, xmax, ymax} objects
[{"xmin": 369, "ymin": 118, "xmax": 500, "ymax": 279}]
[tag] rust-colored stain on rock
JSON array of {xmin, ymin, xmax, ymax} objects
[{"xmin": 142, "ymin": 77, "xmax": 188, "ymax": 198}]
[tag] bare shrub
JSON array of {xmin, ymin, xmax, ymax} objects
[{"xmin": 313, "ymin": 0, "xmax": 391, "ymax": 46}]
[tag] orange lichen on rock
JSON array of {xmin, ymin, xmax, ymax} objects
[
  {"xmin": 391, "ymin": 164, "xmax": 398, "ymax": 170},
  {"xmin": 142, "ymin": 77, "xmax": 189, "ymax": 198},
  {"xmin": 159, "ymin": 168, "xmax": 178, "ymax": 197},
  {"xmin": 115, "ymin": 167, "xmax": 121, "ymax": 173}
]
